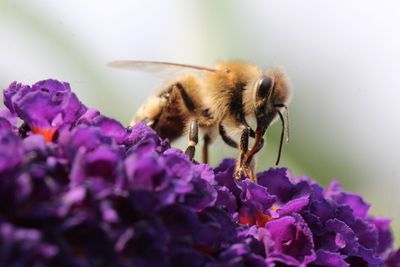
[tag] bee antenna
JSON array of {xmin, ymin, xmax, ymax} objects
[{"xmin": 275, "ymin": 105, "xmax": 290, "ymax": 165}]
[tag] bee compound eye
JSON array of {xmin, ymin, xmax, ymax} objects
[{"xmin": 256, "ymin": 76, "xmax": 273, "ymax": 99}]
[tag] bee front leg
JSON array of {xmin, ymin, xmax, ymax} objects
[
  {"xmin": 241, "ymin": 127, "xmax": 265, "ymax": 182},
  {"xmin": 185, "ymin": 120, "xmax": 199, "ymax": 161},
  {"xmin": 234, "ymin": 127, "xmax": 250, "ymax": 180}
]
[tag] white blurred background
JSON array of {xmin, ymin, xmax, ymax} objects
[{"xmin": 1, "ymin": 0, "xmax": 399, "ymax": 243}]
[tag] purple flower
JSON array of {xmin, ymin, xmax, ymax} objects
[
  {"xmin": 4, "ymin": 80, "xmax": 87, "ymax": 142},
  {"xmin": 1, "ymin": 79, "xmax": 398, "ymax": 266}
]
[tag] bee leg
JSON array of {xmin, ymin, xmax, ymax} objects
[
  {"xmin": 243, "ymin": 137, "xmax": 264, "ymax": 181},
  {"xmin": 219, "ymin": 124, "xmax": 238, "ymax": 149},
  {"xmin": 219, "ymin": 124, "xmax": 257, "ymax": 180},
  {"xmin": 202, "ymin": 134, "xmax": 210, "ymax": 163},
  {"xmin": 234, "ymin": 127, "xmax": 250, "ymax": 180},
  {"xmin": 242, "ymin": 127, "xmax": 265, "ymax": 182},
  {"xmin": 185, "ymin": 120, "xmax": 198, "ymax": 161},
  {"xmin": 172, "ymin": 83, "xmax": 201, "ymax": 161}
]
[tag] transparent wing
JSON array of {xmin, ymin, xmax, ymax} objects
[{"xmin": 107, "ymin": 60, "xmax": 222, "ymax": 79}]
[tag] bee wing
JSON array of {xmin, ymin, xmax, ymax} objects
[{"xmin": 107, "ymin": 60, "xmax": 222, "ymax": 79}]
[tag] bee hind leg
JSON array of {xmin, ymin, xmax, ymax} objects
[
  {"xmin": 171, "ymin": 82, "xmax": 199, "ymax": 161},
  {"xmin": 185, "ymin": 120, "xmax": 198, "ymax": 161}
]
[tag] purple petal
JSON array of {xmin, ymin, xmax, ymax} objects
[
  {"xmin": 351, "ymin": 218, "xmax": 378, "ymax": 251},
  {"xmin": 385, "ymin": 248, "xmax": 400, "ymax": 267},
  {"xmin": 59, "ymin": 126, "xmax": 107, "ymax": 159},
  {"xmin": 266, "ymin": 214, "xmax": 316, "ymax": 265},
  {"xmin": 184, "ymin": 178, "xmax": 217, "ymax": 211},
  {"xmin": 3, "ymin": 81, "xmax": 32, "ymax": 113},
  {"xmin": 277, "ymin": 195, "xmax": 309, "ymax": 216},
  {"xmin": 313, "ymin": 249, "xmax": 349, "ymax": 267},
  {"xmin": 89, "ymin": 115, "xmax": 127, "ymax": 144},
  {"xmin": 125, "ymin": 122, "xmax": 169, "ymax": 152},
  {"xmin": 193, "ymin": 163, "xmax": 215, "ymax": 184},
  {"xmin": 324, "ymin": 218, "xmax": 359, "ymax": 254},
  {"xmin": 0, "ymin": 131, "xmax": 23, "ymax": 174},
  {"xmin": 369, "ymin": 217, "xmax": 393, "ymax": 254},
  {"xmin": 277, "ymin": 181, "xmax": 311, "ymax": 216},
  {"xmin": 159, "ymin": 204, "xmax": 200, "ymax": 242},
  {"xmin": 125, "ymin": 153, "xmax": 166, "ymax": 191},
  {"xmin": 214, "ymin": 159, "xmax": 242, "ymax": 197},
  {"xmin": 257, "ymin": 168, "xmax": 295, "ymax": 203},
  {"xmin": 0, "ymin": 117, "xmax": 13, "ymax": 134},
  {"xmin": 215, "ymin": 186, "xmax": 237, "ymax": 214},
  {"xmin": 325, "ymin": 181, "xmax": 370, "ymax": 218},
  {"xmin": 163, "ymin": 148, "xmax": 193, "ymax": 182},
  {"xmin": 239, "ymin": 179, "xmax": 276, "ymax": 213},
  {"xmin": 0, "ymin": 108, "xmax": 17, "ymax": 128},
  {"xmin": 196, "ymin": 207, "xmax": 237, "ymax": 248},
  {"xmin": 309, "ymin": 199, "xmax": 337, "ymax": 224}
]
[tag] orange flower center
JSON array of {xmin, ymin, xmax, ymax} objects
[
  {"xmin": 31, "ymin": 127, "xmax": 56, "ymax": 142},
  {"xmin": 239, "ymin": 206, "xmax": 278, "ymax": 227}
]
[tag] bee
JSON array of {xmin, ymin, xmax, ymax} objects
[{"xmin": 108, "ymin": 60, "xmax": 291, "ymax": 181}]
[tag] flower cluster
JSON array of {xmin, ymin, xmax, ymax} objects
[{"xmin": 0, "ymin": 79, "xmax": 399, "ymax": 267}]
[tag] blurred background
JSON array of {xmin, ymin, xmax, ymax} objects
[{"xmin": 1, "ymin": 0, "xmax": 399, "ymax": 244}]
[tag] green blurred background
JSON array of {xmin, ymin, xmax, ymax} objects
[{"xmin": 1, "ymin": 0, "xmax": 399, "ymax": 244}]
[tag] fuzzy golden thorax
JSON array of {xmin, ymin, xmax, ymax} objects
[{"xmin": 203, "ymin": 61, "xmax": 262, "ymax": 128}]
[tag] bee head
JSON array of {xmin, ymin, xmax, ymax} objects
[
  {"xmin": 253, "ymin": 69, "xmax": 291, "ymax": 115},
  {"xmin": 253, "ymin": 68, "xmax": 291, "ymax": 165}
]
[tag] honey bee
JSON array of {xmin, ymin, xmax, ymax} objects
[{"xmin": 108, "ymin": 60, "xmax": 291, "ymax": 181}]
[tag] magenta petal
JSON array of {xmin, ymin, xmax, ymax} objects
[
  {"xmin": 0, "ymin": 132, "xmax": 23, "ymax": 173},
  {"xmin": 369, "ymin": 217, "xmax": 393, "ymax": 254},
  {"xmin": 125, "ymin": 153, "xmax": 166, "ymax": 191},
  {"xmin": 324, "ymin": 219, "xmax": 359, "ymax": 254},
  {"xmin": 325, "ymin": 181, "xmax": 370, "ymax": 218},
  {"xmin": 266, "ymin": 214, "xmax": 316, "ymax": 265},
  {"xmin": 257, "ymin": 168, "xmax": 294, "ymax": 203},
  {"xmin": 277, "ymin": 195, "xmax": 309, "ymax": 216},
  {"xmin": 125, "ymin": 122, "xmax": 169, "ymax": 152},
  {"xmin": 239, "ymin": 179, "xmax": 276, "ymax": 213},
  {"xmin": 163, "ymin": 149, "xmax": 193, "ymax": 182},
  {"xmin": 89, "ymin": 115, "xmax": 127, "ymax": 144},
  {"xmin": 314, "ymin": 249, "xmax": 349, "ymax": 267},
  {"xmin": 0, "ymin": 117, "xmax": 13, "ymax": 135},
  {"xmin": 215, "ymin": 186, "xmax": 237, "ymax": 214},
  {"xmin": 385, "ymin": 248, "xmax": 400, "ymax": 267},
  {"xmin": 0, "ymin": 108, "xmax": 17, "ymax": 128},
  {"xmin": 3, "ymin": 81, "xmax": 32, "ymax": 113}
]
